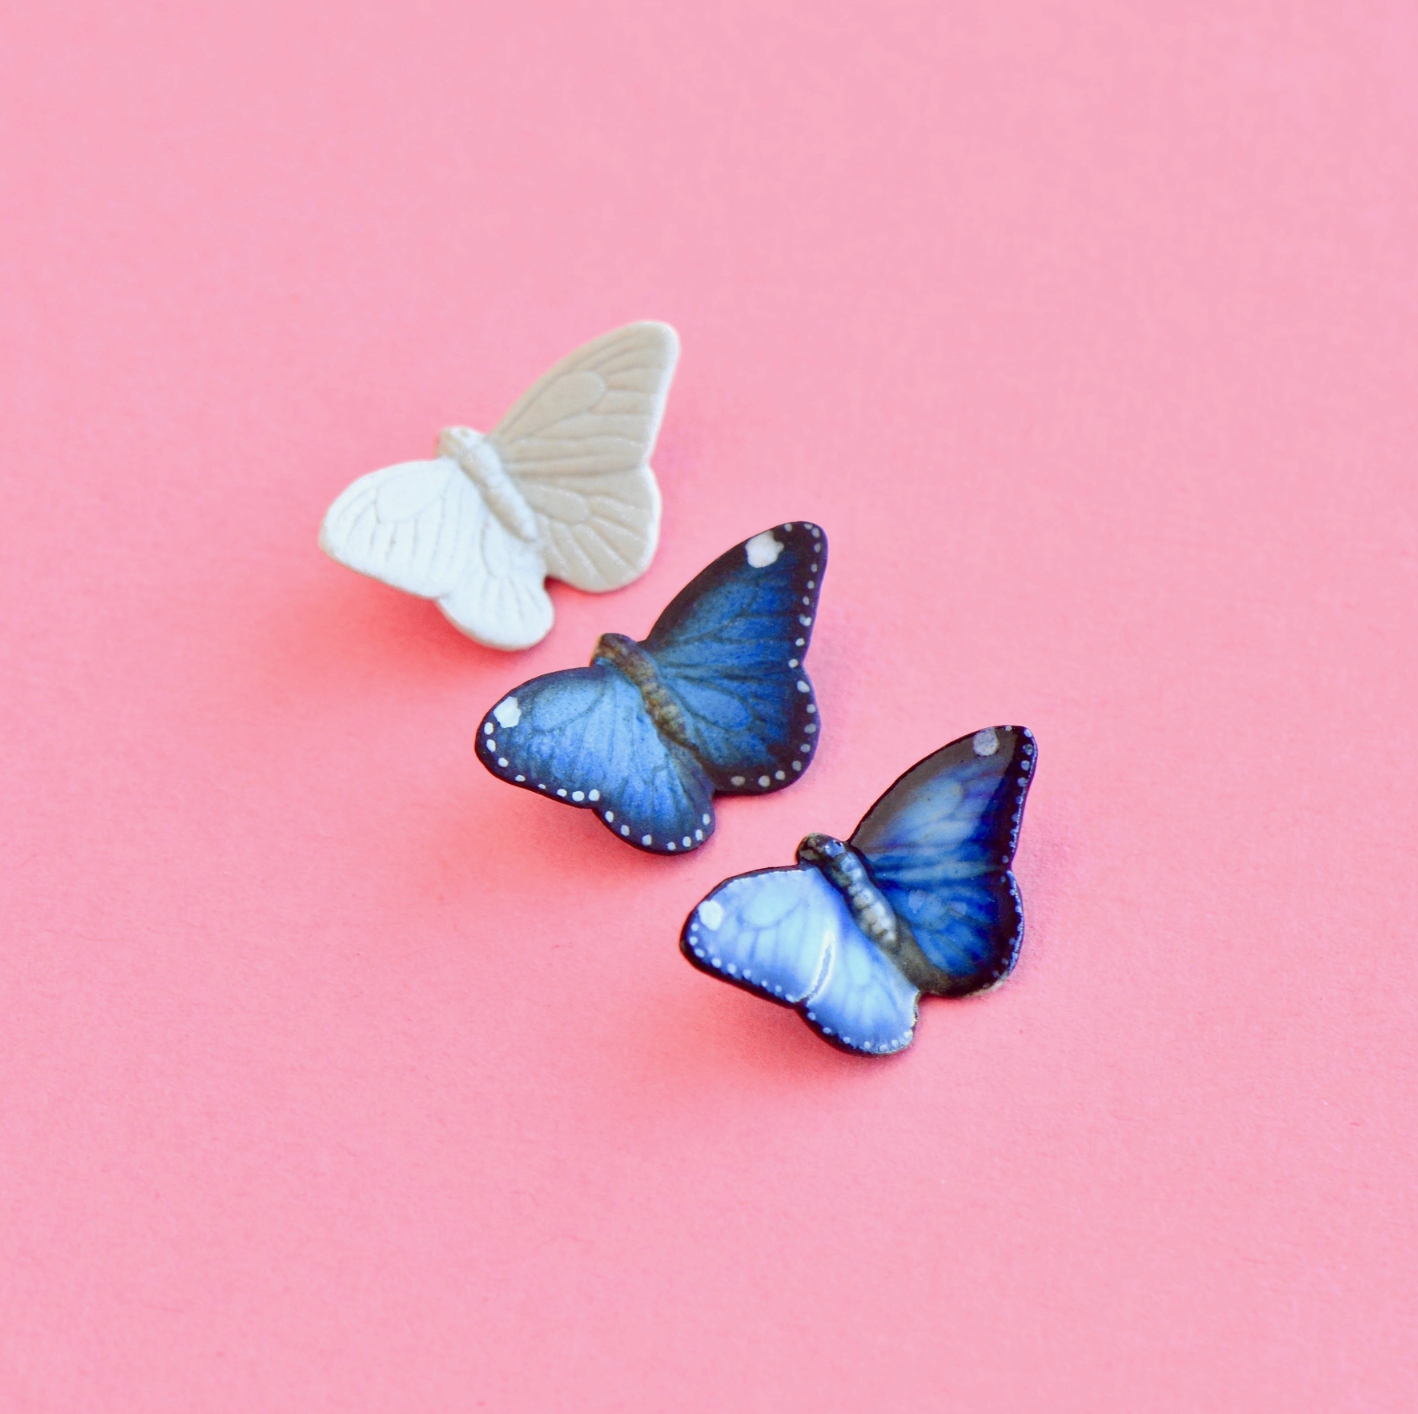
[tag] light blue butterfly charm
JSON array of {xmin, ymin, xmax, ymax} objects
[
  {"xmin": 477, "ymin": 523, "xmax": 826, "ymax": 855},
  {"xmin": 681, "ymin": 726, "xmax": 1037, "ymax": 1054}
]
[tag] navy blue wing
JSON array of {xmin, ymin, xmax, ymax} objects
[
  {"xmin": 682, "ymin": 867, "xmax": 920, "ymax": 1056},
  {"xmin": 642, "ymin": 523, "xmax": 825, "ymax": 794},
  {"xmin": 478, "ymin": 669, "xmax": 715, "ymax": 855},
  {"xmin": 850, "ymin": 726, "xmax": 1037, "ymax": 995}
]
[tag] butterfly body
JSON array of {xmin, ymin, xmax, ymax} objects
[
  {"xmin": 320, "ymin": 322, "xmax": 679, "ymax": 651},
  {"xmin": 682, "ymin": 726, "xmax": 1037, "ymax": 1054},
  {"xmin": 479, "ymin": 523, "xmax": 827, "ymax": 854},
  {"xmin": 435, "ymin": 426, "xmax": 539, "ymax": 543}
]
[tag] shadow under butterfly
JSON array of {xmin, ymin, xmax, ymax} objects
[
  {"xmin": 478, "ymin": 523, "xmax": 827, "ymax": 855},
  {"xmin": 681, "ymin": 727, "xmax": 1038, "ymax": 1055}
]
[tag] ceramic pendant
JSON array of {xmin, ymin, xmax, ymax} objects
[
  {"xmin": 319, "ymin": 322, "xmax": 679, "ymax": 651},
  {"xmin": 478, "ymin": 523, "xmax": 827, "ymax": 854},
  {"xmin": 681, "ymin": 726, "xmax": 1037, "ymax": 1054}
]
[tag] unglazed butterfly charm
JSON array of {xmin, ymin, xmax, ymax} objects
[
  {"xmin": 319, "ymin": 322, "xmax": 679, "ymax": 650},
  {"xmin": 682, "ymin": 727, "xmax": 1037, "ymax": 1054},
  {"xmin": 478, "ymin": 523, "xmax": 826, "ymax": 854}
]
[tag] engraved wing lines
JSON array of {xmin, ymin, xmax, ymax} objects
[
  {"xmin": 319, "ymin": 322, "xmax": 679, "ymax": 651},
  {"xmin": 319, "ymin": 460, "xmax": 478, "ymax": 600},
  {"xmin": 493, "ymin": 323, "xmax": 677, "ymax": 593}
]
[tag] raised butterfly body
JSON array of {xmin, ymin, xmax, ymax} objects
[
  {"xmin": 478, "ymin": 523, "xmax": 827, "ymax": 855},
  {"xmin": 319, "ymin": 322, "xmax": 679, "ymax": 650},
  {"xmin": 682, "ymin": 726, "xmax": 1037, "ymax": 1055}
]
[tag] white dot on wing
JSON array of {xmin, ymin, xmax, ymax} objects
[
  {"xmin": 483, "ymin": 723, "xmax": 494, "ymax": 735},
  {"xmin": 731, "ymin": 776, "xmax": 745, "ymax": 786},
  {"xmin": 642, "ymin": 834, "xmax": 652, "ymax": 845},
  {"xmin": 796, "ymin": 680, "xmax": 809, "ymax": 693},
  {"xmin": 775, "ymin": 770, "xmax": 785, "ymax": 780},
  {"xmin": 605, "ymin": 810, "xmax": 614, "ymax": 821},
  {"xmin": 701, "ymin": 813, "xmax": 711, "ymax": 825},
  {"xmin": 681, "ymin": 836, "xmax": 691, "ymax": 847},
  {"xmin": 515, "ymin": 775, "xmax": 525, "ymax": 782},
  {"xmin": 792, "ymin": 761, "xmax": 801, "ymax": 771},
  {"xmin": 571, "ymin": 791, "xmax": 584, "ymax": 801},
  {"xmin": 805, "ymin": 724, "xmax": 817, "ymax": 734},
  {"xmin": 744, "ymin": 530, "xmax": 784, "ymax": 568},
  {"xmin": 620, "ymin": 825, "xmax": 629, "ymax": 835},
  {"xmin": 757, "ymin": 775, "xmax": 770, "ymax": 787},
  {"xmin": 498, "ymin": 757, "xmax": 508, "ymax": 767},
  {"xmin": 556, "ymin": 788, "xmax": 567, "ymax": 797},
  {"xmin": 588, "ymin": 789, "xmax": 600, "ymax": 801},
  {"xmin": 795, "ymin": 638, "xmax": 805, "ymax": 647}
]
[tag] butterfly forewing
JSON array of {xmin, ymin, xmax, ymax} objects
[
  {"xmin": 850, "ymin": 726, "xmax": 1037, "ymax": 995},
  {"xmin": 319, "ymin": 459, "xmax": 481, "ymax": 600},
  {"xmin": 645, "ymin": 523, "xmax": 826, "ymax": 792},
  {"xmin": 682, "ymin": 868, "xmax": 842, "ymax": 1005}
]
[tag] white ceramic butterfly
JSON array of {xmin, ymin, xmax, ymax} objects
[{"xmin": 319, "ymin": 322, "xmax": 680, "ymax": 650}]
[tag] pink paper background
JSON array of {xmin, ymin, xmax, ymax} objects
[{"xmin": 2, "ymin": 2, "xmax": 1415, "ymax": 1409}]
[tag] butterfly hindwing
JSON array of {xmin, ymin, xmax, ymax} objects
[
  {"xmin": 645, "ymin": 523, "xmax": 826, "ymax": 792},
  {"xmin": 435, "ymin": 502, "xmax": 555, "ymax": 649},
  {"xmin": 682, "ymin": 866, "xmax": 919, "ymax": 1055},
  {"xmin": 479, "ymin": 669, "xmax": 714, "ymax": 854},
  {"xmin": 799, "ymin": 921, "xmax": 921, "ymax": 1055},
  {"xmin": 850, "ymin": 726, "xmax": 1036, "ymax": 994}
]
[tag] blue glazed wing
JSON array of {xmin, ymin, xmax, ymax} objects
[
  {"xmin": 850, "ymin": 725, "xmax": 1037, "ymax": 995},
  {"xmin": 801, "ymin": 918, "xmax": 920, "ymax": 1055},
  {"xmin": 681, "ymin": 866, "xmax": 919, "ymax": 1056},
  {"xmin": 643, "ymin": 523, "xmax": 825, "ymax": 794},
  {"xmin": 478, "ymin": 668, "xmax": 715, "ymax": 855}
]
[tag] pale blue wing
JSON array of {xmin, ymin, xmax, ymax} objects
[
  {"xmin": 478, "ymin": 668, "xmax": 715, "ymax": 855},
  {"xmin": 643, "ymin": 523, "xmax": 825, "ymax": 793},
  {"xmin": 681, "ymin": 866, "xmax": 919, "ymax": 1056},
  {"xmin": 801, "ymin": 922, "xmax": 920, "ymax": 1055},
  {"xmin": 682, "ymin": 867, "xmax": 837, "ymax": 1003},
  {"xmin": 851, "ymin": 726, "xmax": 1037, "ymax": 994}
]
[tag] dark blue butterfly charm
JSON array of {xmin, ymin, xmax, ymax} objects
[
  {"xmin": 681, "ymin": 726, "xmax": 1037, "ymax": 1054},
  {"xmin": 477, "ymin": 523, "xmax": 826, "ymax": 855}
]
